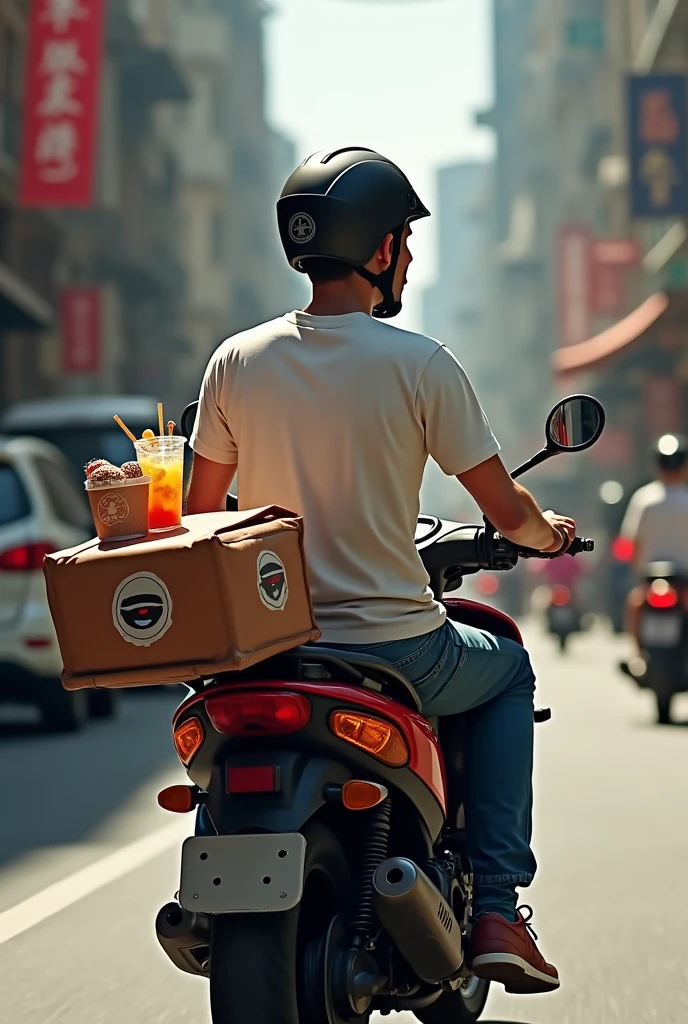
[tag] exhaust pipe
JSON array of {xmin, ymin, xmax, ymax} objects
[
  {"xmin": 155, "ymin": 902, "xmax": 210, "ymax": 978},
  {"xmin": 372, "ymin": 857, "xmax": 463, "ymax": 983}
]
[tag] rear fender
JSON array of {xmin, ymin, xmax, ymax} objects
[{"xmin": 199, "ymin": 752, "xmax": 351, "ymax": 836}]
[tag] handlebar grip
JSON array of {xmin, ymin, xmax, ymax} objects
[
  {"xmin": 512, "ymin": 536, "xmax": 595, "ymax": 559},
  {"xmin": 568, "ymin": 537, "xmax": 594, "ymax": 554}
]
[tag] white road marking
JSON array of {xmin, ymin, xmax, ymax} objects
[{"xmin": 0, "ymin": 819, "xmax": 189, "ymax": 946}]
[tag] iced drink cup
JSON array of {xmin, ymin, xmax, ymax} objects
[{"xmin": 134, "ymin": 436, "xmax": 186, "ymax": 532}]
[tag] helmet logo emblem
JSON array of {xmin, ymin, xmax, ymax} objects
[{"xmin": 289, "ymin": 213, "xmax": 316, "ymax": 244}]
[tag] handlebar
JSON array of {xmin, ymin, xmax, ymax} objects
[
  {"xmin": 509, "ymin": 536, "xmax": 595, "ymax": 560},
  {"xmin": 419, "ymin": 525, "xmax": 595, "ymax": 598}
]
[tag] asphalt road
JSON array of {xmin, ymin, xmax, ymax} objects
[{"xmin": 1, "ymin": 623, "xmax": 687, "ymax": 1023}]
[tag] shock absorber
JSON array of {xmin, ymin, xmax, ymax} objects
[{"xmin": 351, "ymin": 798, "xmax": 392, "ymax": 948}]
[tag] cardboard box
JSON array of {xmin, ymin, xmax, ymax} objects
[{"xmin": 43, "ymin": 508, "xmax": 320, "ymax": 690}]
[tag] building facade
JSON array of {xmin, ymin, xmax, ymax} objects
[
  {"xmin": 0, "ymin": 0, "xmax": 191, "ymax": 414},
  {"xmin": 170, "ymin": 0, "xmax": 233, "ymax": 407}
]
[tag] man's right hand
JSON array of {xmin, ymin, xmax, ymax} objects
[
  {"xmin": 457, "ymin": 455, "xmax": 577, "ymax": 554},
  {"xmin": 540, "ymin": 511, "xmax": 576, "ymax": 553}
]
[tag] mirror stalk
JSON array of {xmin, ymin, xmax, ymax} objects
[{"xmin": 511, "ymin": 447, "xmax": 555, "ymax": 481}]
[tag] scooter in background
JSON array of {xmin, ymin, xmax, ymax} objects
[
  {"xmin": 621, "ymin": 562, "xmax": 688, "ymax": 725},
  {"xmin": 545, "ymin": 584, "xmax": 581, "ymax": 653}
]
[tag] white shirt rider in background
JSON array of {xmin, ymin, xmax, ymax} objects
[
  {"xmin": 620, "ymin": 434, "xmax": 688, "ymax": 648},
  {"xmin": 621, "ymin": 434, "xmax": 688, "ymax": 573}
]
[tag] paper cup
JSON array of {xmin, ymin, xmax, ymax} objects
[{"xmin": 86, "ymin": 476, "xmax": 151, "ymax": 542}]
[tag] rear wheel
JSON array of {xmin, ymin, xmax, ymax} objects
[
  {"xmin": 86, "ymin": 689, "xmax": 118, "ymax": 719},
  {"xmin": 209, "ymin": 822, "xmax": 353, "ymax": 1024},
  {"xmin": 41, "ymin": 685, "xmax": 87, "ymax": 734},
  {"xmin": 656, "ymin": 690, "xmax": 673, "ymax": 726},
  {"xmin": 648, "ymin": 654, "xmax": 675, "ymax": 725},
  {"xmin": 415, "ymin": 976, "xmax": 490, "ymax": 1023}
]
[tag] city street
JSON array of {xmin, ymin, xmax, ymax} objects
[{"xmin": 1, "ymin": 623, "xmax": 687, "ymax": 1023}]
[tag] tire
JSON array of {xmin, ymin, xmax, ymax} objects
[
  {"xmin": 87, "ymin": 689, "xmax": 118, "ymax": 719},
  {"xmin": 41, "ymin": 685, "xmax": 88, "ymax": 734},
  {"xmin": 656, "ymin": 690, "xmax": 673, "ymax": 726},
  {"xmin": 558, "ymin": 633, "xmax": 568, "ymax": 653},
  {"xmin": 209, "ymin": 822, "xmax": 351, "ymax": 1024},
  {"xmin": 415, "ymin": 976, "xmax": 490, "ymax": 1023},
  {"xmin": 648, "ymin": 654, "xmax": 675, "ymax": 725}
]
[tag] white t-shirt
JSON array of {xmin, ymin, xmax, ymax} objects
[
  {"xmin": 191, "ymin": 311, "xmax": 500, "ymax": 643},
  {"xmin": 620, "ymin": 480, "xmax": 688, "ymax": 572}
]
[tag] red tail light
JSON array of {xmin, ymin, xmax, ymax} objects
[
  {"xmin": 611, "ymin": 537, "xmax": 635, "ymax": 562},
  {"xmin": 646, "ymin": 580, "xmax": 679, "ymax": 609},
  {"xmin": 477, "ymin": 573, "xmax": 499, "ymax": 596},
  {"xmin": 0, "ymin": 542, "xmax": 55, "ymax": 572},
  {"xmin": 205, "ymin": 691, "xmax": 311, "ymax": 736},
  {"xmin": 551, "ymin": 585, "xmax": 571, "ymax": 607}
]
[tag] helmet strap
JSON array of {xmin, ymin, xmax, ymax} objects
[{"xmin": 355, "ymin": 224, "xmax": 405, "ymax": 319}]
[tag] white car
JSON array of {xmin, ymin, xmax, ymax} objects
[
  {"xmin": 0, "ymin": 394, "xmax": 160, "ymax": 479},
  {"xmin": 0, "ymin": 436, "xmax": 117, "ymax": 731}
]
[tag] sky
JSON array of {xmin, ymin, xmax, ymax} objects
[{"xmin": 265, "ymin": 0, "xmax": 495, "ymax": 335}]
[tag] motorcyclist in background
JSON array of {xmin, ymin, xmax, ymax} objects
[
  {"xmin": 186, "ymin": 148, "xmax": 576, "ymax": 994},
  {"xmin": 620, "ymin": 434, "xmax": 688, "ymax": 649}
]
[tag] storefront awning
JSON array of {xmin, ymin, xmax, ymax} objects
[
  {"xmin": 0, "ymin": 261, "xmax": 53, "ymax": 331},
  {"xmin": 552, "ymin": 292, "xmax": 670, "ymax": 375}
]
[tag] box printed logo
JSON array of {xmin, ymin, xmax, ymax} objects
[
  {"xmin": 113, "ymin": 572, "xmax": 172, "ymax": 646},
  {"xmin": 257, "ymin": 550, "xmax": 288, "ymax": 611}
]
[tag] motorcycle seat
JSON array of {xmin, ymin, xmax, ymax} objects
[
  {"xmin": 212, "ymin": 645, "xmax": 422, "ymax": 712},
  {"xmin": 643, "ymin": 561, "xmax": 687, "ymax": 582}
]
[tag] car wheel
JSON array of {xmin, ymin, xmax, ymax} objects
[
  {"xmin": 87, "ymin": 689, "xmax": 119, "ymax": 719},
  {"xmin": 41, "ymin": 684, "xmax": 88, "ymax": 734}
]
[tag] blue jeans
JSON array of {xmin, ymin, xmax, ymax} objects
[{"xmin": 325, "ymin": 620, "xmax": 536, "ymax": 921}]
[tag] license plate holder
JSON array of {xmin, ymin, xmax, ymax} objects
[
  {"xmin": 640, "ymin": 612, "xmax": 682, "ymax": 648},
  {"xmin": 179, "ymin": 832, "xmax": 306, "ymax": 914}
]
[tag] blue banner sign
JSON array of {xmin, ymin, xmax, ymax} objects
[{"xmin": 628, "ymin": 74, "xmax": 688, "ymax": 217}]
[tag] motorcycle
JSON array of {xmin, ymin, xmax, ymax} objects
[
  {"xmin": 154, "ymin": 394, "xmax": 604, "ymax": 1023},
  {"xmin": 621, "ymin": 562, "xmax": 688, "ymax": 725},
  {"xmin": 545, "ymin": 585, "xmax": 581, "ymax": 653}
]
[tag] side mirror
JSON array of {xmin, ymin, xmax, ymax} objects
[
  {"xmin": 512, "ymin": 395, "xmax": 605, "ymax": 480},
  {"xmin": 545, "ymin": 395, "xmax": 605, "ymax": 452}
]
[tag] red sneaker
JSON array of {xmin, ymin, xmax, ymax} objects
[{"xmin": 470, "ymin": 906, "xmax": 560, "ymax": 994}]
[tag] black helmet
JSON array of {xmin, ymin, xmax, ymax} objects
[
  {"xmin": 654, "ymin": 433, "xmax": 688, "ymax": 472},
  {"xmin": 277, "ymin": 147, "xmax": 430, "ymax": 318}
]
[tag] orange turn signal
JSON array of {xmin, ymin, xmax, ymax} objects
[
  {"xmin": 330, "ymin": 711, "xmax": 409, "ymax": 767},
  {"xmin": 173, "ymin": 717, "xmax": 204, "ymax": 766},
  {"xmin": 341, "ymin": 780, "xmax": 389, "ymax": 810},
  {"xmin": 158, "ymin": 785, "xmax": 196, "ymax": 813}
]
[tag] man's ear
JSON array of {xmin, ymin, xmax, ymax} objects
[{"xmin": 376, "ymin": 233, "xmax": 394, "ymax": 271}]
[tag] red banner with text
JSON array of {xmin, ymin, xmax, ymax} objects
[
  {"xmin": 61, "ymin": 287, "xmax": 101, "ymax": 373},
  {"xmin": 557, "ymin": 224, "xmax": 592, "ymax": 348},
  {"xmin": 19, "ymin": 0, "xmax": 104, "ymax": 208}
]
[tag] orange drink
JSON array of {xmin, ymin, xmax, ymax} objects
[{"xmin": 134, "ymin": 436, "xmax": 186, "ymax": 532}]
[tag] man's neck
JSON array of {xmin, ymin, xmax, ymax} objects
[{"xmin": 305, "ymin": 281, "xmax": 377, "ymax": 317}]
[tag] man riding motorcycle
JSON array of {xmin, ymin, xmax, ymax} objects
[
  {"xmin": 185, "ymin": 147, "xmax": 575, "ymax": 994},
  {"xmin": 621, "ymin": 434, "xmax": 688, "ymax": 650}
]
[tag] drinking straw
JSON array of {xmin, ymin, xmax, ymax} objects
[
  {"xmin": 113, "ymin": 415, "xmax": 137, "ymax": 444},
  {"xmin": 167, "ymin": 420, "xmax": 175, "ymax": 436},
  {"xmin": 157, "ymin": 402, "xmax": 164, "ymax": 437}
]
